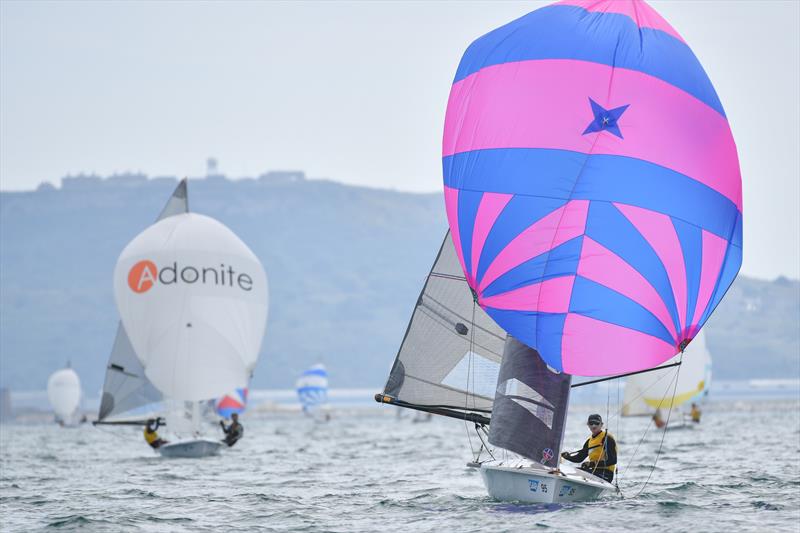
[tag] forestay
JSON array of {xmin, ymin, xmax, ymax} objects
[
  {"xmin": 381, "ymin": 232, "xmax": 506, "ymax": 414},
  {"xmin": 489, "ymin": 336, "xmax": 571, "ymax": 467}
]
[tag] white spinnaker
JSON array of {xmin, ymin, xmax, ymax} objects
[
  {"xmin": 623, "ymin": 329, "xmax": 712, "ymax": 415},
  {"xmin": 47, "ymin": 368, "xmax": 81, "ymax": 420},
  {"xmin": 114, "ymin": 213, "xmax": 268, "ymax": 402}
]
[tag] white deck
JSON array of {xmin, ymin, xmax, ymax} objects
[
  {"xmin": 157, "ymin": 438, "xmax": 224, "ymax": 458},
  {"xmin": 480, "ymin": 462, "xmax": 614, "ymax": 504}
]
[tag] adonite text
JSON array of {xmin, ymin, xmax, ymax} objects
[{"xmin": 128, "ymin": 260, "xmax": 255, "ymax": 294}]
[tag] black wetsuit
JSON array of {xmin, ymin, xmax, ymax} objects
[
  {"xmin": 562, "ymin": 432, "xmax": 617, "ymax": 483},
  {"xmin": 220, "ymin": 421, "xmax": 243, "ymax": 447}
]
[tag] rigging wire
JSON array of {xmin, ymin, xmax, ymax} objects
[
  {"xmin": 599, "ymin": 364, "xmax": 680, "ymax": 434},
  {"xmin": 615, "ymin": 375, "xmax": 622, "ymax": 495},
  {"xmin": 625, "ymin": 353, "xmax": 684, "ymax": 499},
  {"xmin": 462, "ymin": 300, "xmax": 478, "ymax": 461},
  {"xmin": 619, "ymin": 366, "xmax": 679, "ymax": 477}
]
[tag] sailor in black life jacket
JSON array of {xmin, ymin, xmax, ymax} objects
[
  {"xmin": 560, "ymin": 413, "xmax": 618, "ymax": 483},
  {"xmin": 220, "ymin": 412, "xmax": 244, "ymax": 447}
]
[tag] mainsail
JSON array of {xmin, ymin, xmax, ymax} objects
[
  {"xmin": 488, "ymin": 336, "xmax": 571, "ymax": 468},
  {"xmin": 98, "ymin": 324, "xmax": 163, "ymax": 421},
  {"xmin": 379, "ymin": 231, "xmax": 506, "ymax": 417},
  {"xmin": 97, "ymin": 180, "xmax": 188, "ymax": 422},
  {"xmin": 622, "ymin": 329, "xmax": 712, "ymax": 416}
]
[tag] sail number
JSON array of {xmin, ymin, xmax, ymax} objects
[{"xmin": 528, "ymin": 480, "xmax": 549, "ymax": 493}]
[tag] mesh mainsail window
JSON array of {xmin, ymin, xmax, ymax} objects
[{"xmin": 489, "ymin": 336, "xmax": 571, "ymax": 467}]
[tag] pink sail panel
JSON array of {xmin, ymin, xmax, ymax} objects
[{"xmin": 443, "ymin": 59, "xmax": 742, "ymax": 210}]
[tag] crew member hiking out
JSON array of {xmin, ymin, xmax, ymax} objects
[
  {"xmin": 220, "ymin": 412, "xmax": 244, "ymax": 447},
  {"xmin": 561, "ymin": 414, "xmax": 617, "ymax": 483},
  {"xmin": 144, "ymin": 418, "xmax": 168, "ymax": 450}
]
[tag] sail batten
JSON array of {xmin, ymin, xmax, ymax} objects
[{"xmin": 380, "ymin": 232, "xmax": 506, "ymax": 416}]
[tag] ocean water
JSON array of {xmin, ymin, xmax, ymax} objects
[{"xmin": 1, "ymin": 397, "xmax": 798, "ymax": 532}]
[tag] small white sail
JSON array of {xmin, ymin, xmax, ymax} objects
[
  {"xmin": 47, "ymin": 367, "xmax": 81, "ymax": 421},
  {"xmin": 623, "ymin": 329, "xmax": 712, "ymax": 416},
  {"xmin": 113, "ymin": 212, "xmax": 268, "ymax": 402}
]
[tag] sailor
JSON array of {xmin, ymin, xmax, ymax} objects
[
  {"xmin": 220, "ymin": 412, "xmax": 244, "ymax": 447},
  {"xmin": 560, "ymin": 414, "xmax": 618, "ymax": 483},
  {"xmin": 144, "ymin": 418, "xmax": 168, "ymax": 449},
  {"xmin": 690, "ymin": 403, "xmax": 701, "ymax": 423},
  {"xmin": 652, "ymin": 409, "xmax": 666, "ymax": 428}
]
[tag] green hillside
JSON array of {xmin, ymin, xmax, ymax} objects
[{"xmin": 1, "ymin": 173, "xmax": 797, "ymax": 393}]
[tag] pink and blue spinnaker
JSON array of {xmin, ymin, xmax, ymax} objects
[{"xmin": 442, "ymin": 0, "xmax": 742, "ymax": 376}]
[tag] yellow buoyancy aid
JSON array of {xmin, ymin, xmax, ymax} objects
[
  {"xmin": 691, "ymin": 406, "xmax": 701, "ymax": 423},
  {"xmin": 588, "ymin": 430, "xmax": 616, "ymax": 472},
  {"xmin": 144, "ymin": 427, "xmax": 159, "ymax": 445}
]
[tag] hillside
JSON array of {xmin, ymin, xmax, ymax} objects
[{"xmin": 1, "ymin": 173, "xmax": 797, "ymax": 394}]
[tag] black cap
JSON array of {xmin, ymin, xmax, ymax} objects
[{"xmin": 587, "ymin": 414, "xmax": 603, "ymax": 425}]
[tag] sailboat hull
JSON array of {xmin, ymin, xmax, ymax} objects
[
  {"xmin": 480, "ymin": 464, "xmax": 612, "ymax": 504},
  {"xmin": 157, "ymin": 438, "xmax": 224, "ymax": 458}
]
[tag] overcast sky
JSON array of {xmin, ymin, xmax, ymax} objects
[{"xmin": 1, "ymin": 1, "xmax": 798, "ymax": 280}]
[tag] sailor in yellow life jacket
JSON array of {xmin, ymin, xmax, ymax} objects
[
  {"xmin": 144, "ymin": 418, "xmax": 168, "ymax": 450},
  {"xmin": 690, "ymin": 403, "xmax": 701, "ymax": 423},
  {"xmin": 560, "ymin": 414, "xmax": 617, "ymax": 483}
]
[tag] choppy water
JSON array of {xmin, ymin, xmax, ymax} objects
[{"xmin": 1, "ymin": 398, "xmax": 799, "ymax": 532}]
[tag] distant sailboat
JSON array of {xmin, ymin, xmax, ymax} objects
[
  {"xmin": 216, "ymin": 388, "xmax": 248, "ymax": 419},
  {"xmin": 96, "ymin": 179, "xmax": 268, "ymax": 458},
  {"xmin": 296, "ymin": 364, "xmax": 329, "ymax": 419},
  {"xmin": 47, "ymin": 364, "xmax": 82, "ymax": 426},
  {"xmin": 623, "ymin": 330, "xmax": 712, "ymax": 424}
]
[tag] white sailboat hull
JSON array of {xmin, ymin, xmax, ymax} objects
[
  {"xmin": 157, "ymin": 438, "xmax": 223, "ymax": 458},
  {"xmin": 480, "ymin": 464, "xmax": 613, "ymax": 504}
]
